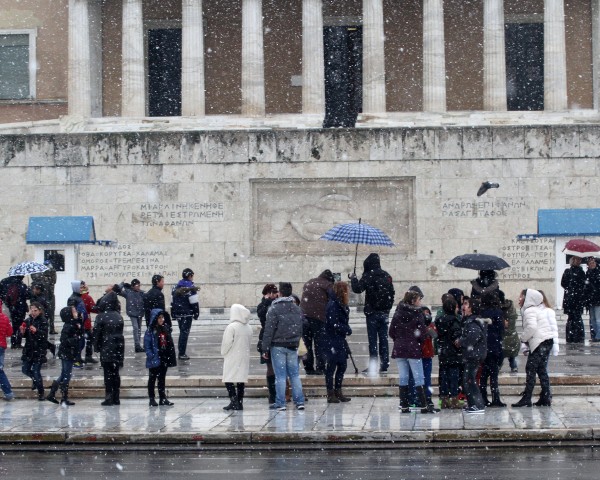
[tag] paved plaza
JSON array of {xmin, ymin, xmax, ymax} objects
[{"xmin": 2, "ymin": 311, "xmax": 600, "ymax": 448}]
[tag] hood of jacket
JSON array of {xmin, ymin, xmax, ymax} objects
[
  {"xmin": 96, "ymin": 291, "xmax": 121, "ymax": 313},
  {"xmin": 230, "ymin": 303, "xmax": 251, "ymax": 325},
  {"xmin": 397, "ymin": 302, "xmax": 423, "ymax": 322},
  {"xmin": 522, "ymin": 289, "xmax": 543, "ymax": 310},
  {"xmin": 71, "ymin": 280, "xmax": 82, "ymax": 294},
  {"xmin": 363, "ymin": 253, "xmax": 381, "ymax": 272},
  {"xmin": 149, "ymin": 308, "xmax": 167, "ymax": 328}
]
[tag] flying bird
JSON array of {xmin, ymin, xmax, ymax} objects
[{"xmin": 477, "ymin": 181, "xmax": 500, "ymax": 197}]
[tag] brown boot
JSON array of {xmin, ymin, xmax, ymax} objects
[
  {"xmin": 335, "ymin": 388, "xmax": 351, "ymax": 402},
  {"xmin": 327, "ymin": 389, "xmax": 341, "ymax": 403},
  {"xmin": 440, "ymin": 396, "xmax": 450, "ymax": 409},
  {"xmin": 450, "ymin": 397, "xmax": 462, "ymax": 409}
]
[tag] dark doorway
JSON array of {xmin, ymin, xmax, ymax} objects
[
  {"xmin": 148, "ymin": 29, "xmax": 182, "ymax": 117},
  {"xmin": 505, "ymin": 23, "xmax": 544, "ymax": 111},
  {"xmin": 323, "ymin": 26, "xmax": 362, "ymax": 128}
]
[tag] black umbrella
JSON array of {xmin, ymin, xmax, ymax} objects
[{"xmin": 448, "ymin": 253, "xmax": 510, "ymax": 271}]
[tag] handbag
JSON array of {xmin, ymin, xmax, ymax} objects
[{"xmin": 297, "ymin": 338, "xmax": 308, "ymax": 357}]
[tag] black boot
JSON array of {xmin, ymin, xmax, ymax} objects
[
  {"xmin": 223, "ymin": 383, "xmax": 237, "ymax": 410},
  {"xmin": 511, "ymin": 395, "xmax": 532, "ymax": 408},
  {"xmin": 37, "ymin": 383, "xmax": 45, "ymax": 401},
  {"xmin": 235, "ymin": 383, "xmax": 245, "ymax": 410},
  {"xmin": 101, "ymin": 387, "xmax": 114, "ymax": 406},
  {"xmin": 480, "ymin": 387, "xmax": 491, "ymax": 407},
  {"xmin": 159, "ymin": 397, "xmax": 174, "ymax": 406},
  {"xmin": 399, "ymin": 386, "xmax": 410, "ymax": 413},
  {"xmin": 266, "ymin": 375, "xmax": 276, "ymax": 404},
  {"xmin": 488, "ymin": 391, "xmax": 506, "ymax": 408},
  {"xmin": 112, "ymin": 376, "xmax": 121, "ymax": 405},
  {"xmin": 149, "ymin": 397, "xmax": 158, "ymax": 407},
  {"xmin": 61, "ymin": 386, "xmax": 75, "ymax": 406},
  {"xmin": 534, "ymin": 387, "xmax": 552, "ymax": 407},
  {"xmin": 46, "ymin": 381, "xmax": 60, "ymax": 404},
  {"xmin": 417, "ymin": 386, "xmax": 437, "ymax": 413}
]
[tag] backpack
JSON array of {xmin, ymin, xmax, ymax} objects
[
  {"xmin": 370, "ymin": 272, "xmax": 395, "ymax": 312},
  {"xmin": 5, "ymin": 283, "xmax": 20, "ymax": 308}
]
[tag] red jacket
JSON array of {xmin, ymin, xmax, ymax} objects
[{"xmin": 0, "ymin": 300, "xmax": 13, "ymax": 349}]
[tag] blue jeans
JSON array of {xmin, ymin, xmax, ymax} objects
[
  {"xmin": 130, "ymin": 316, "xmax": 142, "ymax": 348},
  {"xmin": 396, "ymin": 358, "xmax": 424, "ymax": 387},
  {"xmin": 271, "ymin": 346, "xmax": 304, "ymax": 407},
  {"xmin": 0, "ymin": 347, "xmax": 13, "ymax": 397},
  {"xmin": 366, "ymin": 311, "xmax": 389, "ymax": 370},
  {"xmin": 56, "ymin": 359, "xmax": 74, "ymax": 386},
  {"xmin": 176, "ymin": 315, "xmax": 193, "ymax": 356},
  {"xmin": 590, "ymin": 306, "xmax": 600, "ymax": 340},
  {"xmin": 22, "ymin": 359, "xmax": 43, "ymax": 393},
  {"xmin": 408, "ymin": 357, "xmax": 432, "ymax": 402}
]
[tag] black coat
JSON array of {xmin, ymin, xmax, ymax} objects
[
  {"xmin": 144, "ymin": 286, "xmax": 165, "ymax": 324},
  {"xmin": 435, "ymin": 313, "xmax": 462, "ymax": 367},
  {"xmin": 256, "ymin": 296, "xmax": 274, "ymax": 351},
  {"xmin": 21, "ymin": 314, "xmax": 48, "ymax": 364},
  {"xmin": 350, "ymin": 253, "xmax": 395, "ymax": 314},
  {"xmin": 0, "ymin": 276, "xmax": 30, "ymax": 318},
  {"xmin": 57, "ymin": 313, "xmax": 83, "ymax": 361},
  {"xmin": 480, "ymin": 307, "xmax": 504, "ymax": 356},
  {"xmin": 324, "ymin": 294, "xmax": 352, "ymax": 363},
  {"xmin": 586, "ymin": 267, "xmax": 600, "ymax": 307},
  {"xmin": 458, "ymin": 315, "xmax": 487, "ymax": 363},
  {"xmin": 561, "ymin": 265, "xmax": 587, "ymax": 313},
  {"xmin": 93, "ymin": 292, "xmax": 125, "ymax": 366}
]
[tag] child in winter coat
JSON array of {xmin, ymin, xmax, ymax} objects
[
  {"xmin": 0, "ymin": 300, "xmax": 14, "ymax": 400},
  {"xmin": 20, "ymin": 302, "xmax": 49, "ymax": 400},
  {"xmin": 145, "ymin": 309, "xmax": 177, "ymax": 406},
  {"xmin": 221, "ymin": 304, "xmax": 253, "ymax": 411}
]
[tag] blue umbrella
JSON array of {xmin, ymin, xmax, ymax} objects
[{"xmin": 320, "ymin": 218, "xmax": 394, "ymax": 273}]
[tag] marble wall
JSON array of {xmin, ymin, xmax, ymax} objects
[{"xmin": 0, "ymin": 125, "xmax": 597, "ymax": 307}]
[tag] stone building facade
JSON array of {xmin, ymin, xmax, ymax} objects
[{"xmin": 1, "ymin": 0, "xmax": 600, "ymax": 307}]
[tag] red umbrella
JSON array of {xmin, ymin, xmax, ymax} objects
[{"xmin": 562, "ymin": 239, "xmax": 600, "ymax": 258}]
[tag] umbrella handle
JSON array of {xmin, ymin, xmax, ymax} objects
[{"xmin": 353, "ymin": 218, "xmax": 362, "ymax": 275}]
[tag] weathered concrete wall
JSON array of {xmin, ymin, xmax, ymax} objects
[{"xmin": 0, "ymin": 125, "xmax": 598, "ymax": 307}]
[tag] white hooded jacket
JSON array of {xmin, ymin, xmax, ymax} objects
[
  {"xmin": 520, "ymin": 289, "xmax": 554, "ymax": 353},
  {"xmin": 221, "ymin": 304, "xmax": 253, "ymax": 383}
]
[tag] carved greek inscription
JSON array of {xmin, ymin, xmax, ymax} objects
[
  {"xmin": 441, "ymin": 198, "xmax": 529, "ymax": 218},
  {"xmin": 500, "ymin": 238, "xmax": 554, "ymax": 280},
  {"xmin": 137, "ymin": 202, "xmax": 224, "ymax": 227}
]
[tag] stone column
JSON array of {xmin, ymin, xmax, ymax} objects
[
  {"xmin": 182, "ymin": 0, "xmax": 205, "ymax": 116},
  {"xmin": 241, "ymin": 0, "xmax": 265, "ymax": 116},
  {"xmin": 362, "ymin": 0, "xmax": 386, "ymax": 114},
  {"xmin": 544, "ymin": 0, "xmax": 568, "ymax": 111},
  {"xmin": 422, "ymin": 0, "xmax": 446, "ymax": 112},
  {"xmin": 593, "ymin": 0, "xmax": 600, "ymax": 110},
  {"xmin": 483, "ymin": 0, "xmax": 507, "ymax": 111},
  {"xmin": 122, "ymin": 0, "xmax": 145, "ymax": 117},
  {"xmin": 68, "ymin": 0, "xmax": 92, "ymax": 117},
  {"xmin": 302, "ymin": 0, "xmax": 325, "ymax": 114}
]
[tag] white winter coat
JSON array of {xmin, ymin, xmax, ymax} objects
[
  {"xmin": 520, "ymin": 289, "xmax": 554, "ymax": 353},
  {"xmin": 541, "ymin": 306, "xmax": 560, "ymax": 356},
  {"xmin": 221, "ymin": 304, "xmax": 253, "ymax": 383}
]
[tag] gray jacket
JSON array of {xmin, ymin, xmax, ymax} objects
[
  {"xmin": 118, "ymin": 284, "xmax": 145, "ymax": 318},
  {"xmin": 261, "ymin": 297, "xmax": 303, "ymax": 352}
]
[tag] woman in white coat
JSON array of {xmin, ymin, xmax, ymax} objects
[
  {"xmin": 512, "ymin": 289, "xmax": 555, "ymax": 408},
  {"xmin": 221, "ymin": 304, "xmax": 252, "ymax": 411}
]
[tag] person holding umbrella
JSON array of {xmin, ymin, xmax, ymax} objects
[
  {"xmin": 561, "ymin": 256, "xmax": 586, "ymax": 343},
  {"xmin": 350, "ymin": 253, "xmax": 395, "ymax": 375}
]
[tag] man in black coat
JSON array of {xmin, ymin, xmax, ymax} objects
[
  {"xmin": 143, "ymin": 275, "xmax": 166, "ymax": 327},
  {"xmin": 0, "ymin": 275, "xmax": 30, "ymax": 348},
  {"xmin": 585, "ymin": 257, "xmax": 600, "ymax": 342},
  {"xmin": 350, "ymin": 253, "xmax": 395, "ymax": 375},
  {"xmin": 562, "ymin": 256, "xmax": 586, "ymax": 343}
]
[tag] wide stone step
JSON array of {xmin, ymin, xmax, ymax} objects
[{"xmin": 12, "ymin": 374, "xmax": 600, "ymax": 399}]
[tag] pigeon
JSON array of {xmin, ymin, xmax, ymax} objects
[{"xmin": 477, "ymin": 181, "xmax": 500, "ymax": 197}]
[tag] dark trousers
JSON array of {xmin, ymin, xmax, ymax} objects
[
  {"xmin": 463, "ymin": 361, "xmax": 484, "ymax": 409},
  {"xmin": 22, "ymin": 359, "xmax": 43, "ymax": 394},
  {"xmin": 302, "ymin": 317, "xmax": 326, "ymax": 373},
  {"xmin": 523, "ymin": 339, "xmax": 553, "ymax": 401},
  {"xmin": 176, "ymin": 315, "xmax": 193, "ymax": 356},
  {"xmin": 148, "ymin": 363, "xmax": 168, "ymax": 399},
  {"xmin": 566, "ymin": 309, "xmax": 585, "ymax": 343},
  {"xmin": 439, "ymin": 364, "xmax": 461, "ymax": 397},
  {"xmin": 365, "ymin": 311, "xmax": 389, "ymax": 370},
  {"xmin": 102, "ymin": 362, "xmax": 121, "ymax": 398},
  {"xmin": 480, "ymin": 352, "xmax": 503, "ymax": 397},
  {"xmin": 325, "ymin": 358, "xmax": 347, "ymax": 391},
  {"xmin": 225, "ymin": 382, "xmax": 245, "ymax": 400},
  {"xmin": 10, "ymin": 312, "xmax": 24, "ymax": 347}
]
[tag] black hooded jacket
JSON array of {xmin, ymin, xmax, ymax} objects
[
  {"xmin": 93, "ymin": 292, "xmax": 125, "ymax": 366},
  {"xmin": 350, "ymin": 253, "xmax": 395, "ymax": 314}
]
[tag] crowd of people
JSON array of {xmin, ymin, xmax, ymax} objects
[{"xmin": 0, "ymin": 251, "xmax": 591, "ymax": 414}]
